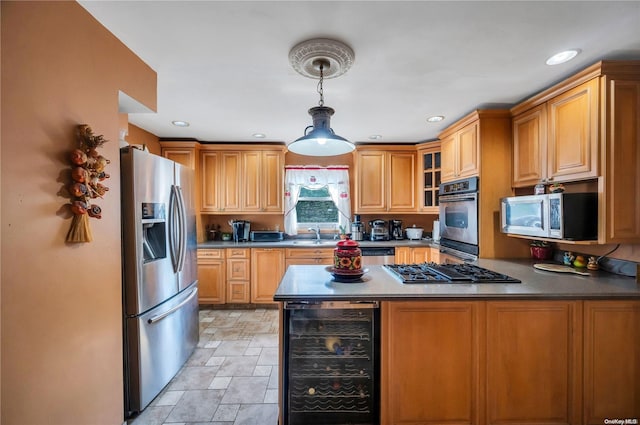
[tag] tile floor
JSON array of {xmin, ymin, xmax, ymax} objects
[{"xmin": 128, "ymin": 307, "xmax": 280, "ymax": 425}]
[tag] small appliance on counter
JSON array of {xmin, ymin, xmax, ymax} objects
[
  {"xmin": 250, "ymin": 230, "xmax": 284, "ymax": 242},
  {"xmin": 369, "ymin": 219, "xmax": 389, "ymax": 241},
  {"xmin": 405, "ymin": 225, "xmax": 424, "ymax": 240},
  {"xmin": 350, "ymin": 214, "xmax": 364, "ymax": 241},
  {"xmin": 229, "ymin": 220, "xmax": 251, "ymax": 242},
  {"xmin": 389, "ymin": 219, "xmax": 403, "ymax": 240}
]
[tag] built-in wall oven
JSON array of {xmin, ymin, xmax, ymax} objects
[{"xmin": 439, "ymin": 177, "xmax": 479, "ymax": 259}]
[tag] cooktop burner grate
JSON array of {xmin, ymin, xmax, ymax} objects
[{"xmin": 384, "ymin": 263, "xmax": 521, "ymax": 284}]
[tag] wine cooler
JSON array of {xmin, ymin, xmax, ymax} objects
[{"xmin": 282, "ymin": 301, "xmax": 380, "ymax": 425}]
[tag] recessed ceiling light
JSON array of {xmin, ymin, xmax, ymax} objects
[
  {"xmin": 171, "ymin": 120, "xmax": 190, "ymax": 127},
  {"xmin": 427, "ymin": 115, "xmax": 444, "ymax": 123},
  {"xmin": 546, "ymin": 49, "xmax": 580, "ymax": 66},
  {"xmin": 368, "ymin": 134, "xmax": 382, "ymax": 140},
  {"xmin": 252, "ymin": 133, "xmax": 266, "ymax": 138}
]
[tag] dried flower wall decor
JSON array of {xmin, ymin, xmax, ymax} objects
[{"xmin": 65, "ymin": 124, "xmax": 111, "ymax": 243}]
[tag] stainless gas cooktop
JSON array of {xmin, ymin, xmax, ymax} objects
[{"xmin": 384, "ymin": 263, "xmax": 521, "ymax": 284}]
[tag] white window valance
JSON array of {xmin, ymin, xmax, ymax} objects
[{"xmin": 284, "ymin": 165, "xmax": 351, "ymax": 235}]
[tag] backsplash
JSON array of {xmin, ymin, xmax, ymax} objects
[
  {"xmin": 552, "ymin": 245, "xmax": 639, "ymax": 277},
  {"xmin": 201, "ymin": 213, "xmax": 438, "ymax": 241}
]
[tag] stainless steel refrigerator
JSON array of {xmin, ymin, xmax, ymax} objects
[{"xmin": 121, "ymin": 147, "xmax": 199, "ymax": 416}]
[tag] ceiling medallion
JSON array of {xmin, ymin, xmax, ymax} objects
[{"xmin": 289, "ymin": 38, "xmax": 355, "ymax": 79}]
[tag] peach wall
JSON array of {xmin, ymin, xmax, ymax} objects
[
  {"xmin": 127, "ymin": 123, "xmax": 161, "ymax": 155},
  {"xmin": 1, "ymin": 2, "xmax": 156, "ymax": 424}
]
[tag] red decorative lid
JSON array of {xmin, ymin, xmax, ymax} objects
[{"xmin": 336, "ymin": 237, "xmax": 359, "ymax": 248}]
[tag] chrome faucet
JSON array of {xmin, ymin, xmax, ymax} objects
[{"xmin": 308, "ymin": 224, "xmax": 321, "ymax": 241}]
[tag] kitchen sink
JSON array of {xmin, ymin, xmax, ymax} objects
[{"xmin": 292, "ymin": 240, "xmax": 337, "ymax": 246}]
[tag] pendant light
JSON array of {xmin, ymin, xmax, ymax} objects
[{"xmin": 288, "ymin": 38, "xmax": 355, "ymax": 156}]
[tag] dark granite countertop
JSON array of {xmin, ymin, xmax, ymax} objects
[
  {"xmin": 273, "ymin": 260, "xmax": 640, "ymax": 301},
  {"xmin": 198, "ymin": 238, "xmax": 436, "ymax": 249}
]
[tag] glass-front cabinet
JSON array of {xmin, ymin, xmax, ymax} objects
[{"xmin": 418, "ymin": 143, "xmax": 441, "ymax": 213}]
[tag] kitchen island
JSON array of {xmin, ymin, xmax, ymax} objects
[
  {"xmin": 274, "ymin": 263, "xmax": 640, "ymax": 425},
  {"xmin": 274, "ymin": 260, "xmax": 640, "ymax": 300}
]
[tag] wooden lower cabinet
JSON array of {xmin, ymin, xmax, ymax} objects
[
  {"xmin": 430, "ymin": 247, "xmax": 440, "ymax": 263},
  {"xmin": 381, "ymin": 299, "xmax": 640, "ymax": 424},
  {"xmin": 196, "ymin": 249, "xmax": 225, "ymax": 304},
  {"xmin": 226, "ymin": 248, "xmax": 250, "ymax": 303},
  {"xmin": 394, "ymin": 246, "xmax": 431, "ymax": 264},
  {"xmin": 583, "ymin": 300, "xmax": 640, "ymax": 424},
  {"xmin": 486, "ymin": 300, "xmax": 582, "ymax": 425},
  {"xmin": 381, "ymin": 300, "xmax": 484, "ymax": 424},
  {"xmin": 285, "ymin": 248, "xmax": 334, "ymax": 267},
  {"xmin": 394, "ymin": 247, "xmax": 409, "ymax": 264},
  {"xmin": 250, "ymin": 248, "xmax": 285, "ymax": 304}
]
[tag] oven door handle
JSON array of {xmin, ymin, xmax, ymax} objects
[
  {"xmin": 439, "ymin": 246, "xmax": 477, "ymax": 262},
  {"xmin": 440, "ymin": 193, "xmax": 478, "ymax": 203}
]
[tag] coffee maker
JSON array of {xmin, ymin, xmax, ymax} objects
[
  {"xmin": 230, "ymin": 220, "xmax": 251, "ymax": 242},
  {"xmin": 389, "ymin": 220, "xmax": 403, "ymax": 240},
  {"xmin": 369, "ymin": 219, "xmax": 389, "ymax": 241}
]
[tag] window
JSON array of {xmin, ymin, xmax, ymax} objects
[
  {"xmin": 295, "ymin": 186, "xmax": 339, "ymax": 225},
  {"xmin": 284, "ymin": 166, "xmax": 351, "ymax": 235}
]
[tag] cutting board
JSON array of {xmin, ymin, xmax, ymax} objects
[{"xmin": 533, "ymin": 263, "xmax": 590, "ymax": 276}]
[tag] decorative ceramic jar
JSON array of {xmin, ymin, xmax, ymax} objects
[{"xmin": 333, "ymin": 237, "xmax": 362, "ymax": 275}]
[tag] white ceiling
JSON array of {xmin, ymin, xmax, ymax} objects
[{"xmin": 79, "ymin": 1, "xmax": 640, "ymax": 146}]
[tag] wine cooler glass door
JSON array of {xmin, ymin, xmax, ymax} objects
[{"xmin": 283, "ymin": 301, "xmax": 380, "ymax": 425}]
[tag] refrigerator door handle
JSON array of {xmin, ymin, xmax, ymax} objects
[
  {"xmin": 147, "ymin": 287, "xmax": 198, "ymax": 324},
  {"xmin": 168, "ymin": 185, "xmax": 180, "ymax": 273},
  {"xmin": 175, "ymin": 185, "xmax": 187, "ymax": 272}
]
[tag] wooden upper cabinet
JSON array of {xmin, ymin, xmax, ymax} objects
[
  {"xmin": 199, "ymin": 146, "xmax": 284, "ymax": 214},
  {"xmin": 512, "ymin": 77, "xmax": 599, "ymax": 187},
  {"xmin": 160, "ymin": 141, "xmax": 198, "ymax": 169},
  {"xmin": 440, "ymin": 121, "xmax": 479, "ymax": 182},
  {"xmin": 388, "ymin": 151, "xmax": 417, "ymax": 211},
  {"xmin": 355, "ymin": 150, "xmax": 386, "ymax": 211},
  {"xmin": 547, "ymin": 78, "xmax": 599, "ymax": 181},
  {"xmin": 220, "ymin": 152, "xmax": 242, "ymax": 211},
  {"xmin": 439, "ymin": 134, "xmax": 456, "ymax": 182},
  {"xmin": 438, "ymin": 110, "xmax": 524, "ymax": 258},
  {"xmin": 200, "ymin": 151, "xmax": 221, "ymax": 212},
  {"xmin": 242, "ymin": 151, "xmax": 261, "ymax": 212},
  {"xmin": 457, "ymin": 121, "xmax": 480, "ymax": 177},
  {"xmin": 600, "ymin": 78, "xmax": 640, "ymax": 243},
  {"xmin": 242, "ymin": 150, "xmax": 283, "ymax": 213},
  {"xmin": 417, "ymin": 143, "xmax": 441, "ymax": 213},
  {"xmin": 199, "ymin": 150, "xmax": 241, "ymax": 213},
  {"xmin": 511, "ymin": 60, "xmax": 640, "ymax": 243},
  {"xmin": 512, "ymin": 104, "xmax": 547, "ymax": 187},
  {"xmin": 355, "ymin": 146, "xmax": 417, "ymax": 213}
]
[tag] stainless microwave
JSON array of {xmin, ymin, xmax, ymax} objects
[{"xmin": 500, "ymin": 193, "xmax": 598, "ymax": 240}]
